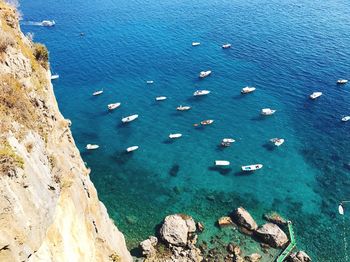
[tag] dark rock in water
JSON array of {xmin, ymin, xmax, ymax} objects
[
  {"xmin": 169, "ymin": 164, "xmax": 180, "ymax": 176},
  {"xmin": 287, "ymin": 251, "xmax": 312, "ymax": 262},
  {"xmin": 173, "ymin": 186, "xmax": 181, "ymax": 194},
  {"xmin": 125, "ymin": 215, "xmax": 137, "ymax": 224},
  {"xmin": 197, "ymin": 222, "xmax": 205, "ymax": 232},
  {"xmin": 263, "ymin": 211, "xmax": 287, "ymax": 226},
  {"xmin": 255, "ymin": 223, "xmax": 288, "ymax": 248},
  {"xmin": 232, "ymin": 207, "xmax": 258, "ymax": 231},
  {"xmin": 226, "ymin": 243, "xmax": 241, "ymax": 255},
  {"xmin": 206, "ymin": 195, "xmax": 215, "ymax": 201}
]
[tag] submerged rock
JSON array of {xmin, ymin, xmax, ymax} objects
[
  {"xmin": 232, "ymin": 207, "xmax": 258, "ymax": 231},
  {"xmin": 255, "ymin": 223, "xmax": 288, "ymax": 248},
  {"xmin": 288, "ymin": 251, "xmax": 312, "ymax": 262},
  {"xmin": 263, "ymin": 211, "xmax": 287, "ymax": 226}
]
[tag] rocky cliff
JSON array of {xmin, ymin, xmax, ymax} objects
[{"xmin": 0, "ymin": 2, "xmax": 131, "ymax": 261}]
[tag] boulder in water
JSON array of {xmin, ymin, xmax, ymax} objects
[
  {"xmin": 288, "ymin": 251, "xmax": 312, "ymax": 262},
  {"xmin": 232, "ymin": 207, "xmax": 258, "ymax": 231},
  {"xmin": 255, "ymin": 223, "xmax": 288, "ymax": 248},
  {"xmin": 218, "ymin": 216, "xmax": 233, "ymax": 227}
]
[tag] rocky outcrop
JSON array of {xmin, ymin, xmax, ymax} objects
[
  {"xmin": 232, "ymin": 207, "xmax": 258, "ymax": 231},
  {"xmin": 140, "ymin": 214, "xmax": 202, "ymax": 262},
  {"xmin": 218, "ymin": 216, "xmax": 234, "ymax": 227},
  {"xmin": 0, "ymin": 2, "xmax": 131, "ymax": 261},
  {"xmin": 263, "ymin": 212, "xmax": 287, "ymax": 227},
  {"xmin": 255, "ymin": 223, "xmax": 288, "ymax": 248},
  {"xmin": 244, "ymin": 253, "xmax": 262, "ymax": 262},
  {"xmin": 288, "ymin": 251, "xmax": 312, "ymax": 262}
]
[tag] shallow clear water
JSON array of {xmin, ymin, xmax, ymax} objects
[{"xmin": 21, "ymin": 0, "xmax": 350, "ymax": 260}]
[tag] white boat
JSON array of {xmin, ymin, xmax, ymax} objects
[
  {"xmin": 310, "ymin": 92, "xmax": 322, "ymax": 99},
  {"xmin": 339, "ymin": 203, "xmax": 345, "ymax": 215},
  {"xmin": 41, "ymin": 20, "xmax": 55, "ymax": 27},
  {"xmin": 199, "ymin": 70, "xmax": 212, "ymax": 78},
  {"xmin": 86, "ymin": 144, "xmax": 99, "ymax": 150},
  {"xmin": 270, "ymin": 138, "xmax": 285, "ymax": 146},
  {"xmin": 261, "ymin": 108, "xmax": 276, "ymax": 115},
  {"xmin": 51, "ymin": 74, "xmax": 59, "ymax": 80},
  {"xmin": 93, "ymin": 90, "xmax": 103, "ymax": 96},
  {"xmin": 241, "ymin": 164, "xmax": 263, "ymax": 171},
  {"xmin": 169, "ymin": 133, "xmax": 182, "ymax": 139},
  {"xmin": 177, "ymin": 105, "xmax": 191, "ymax": 111},
  {"xmin": 146, "ymin": 80, "xmax": 154, "ymax": 84},
  {"xmin": 193, "ymin": 90, "xmax": 210, "ymax": 96},
  {"xmin": 222, "ymin": 44, "xmax": 231, "ymax": 49},
  {"xmin": 201, "ymin": 119, "xmax": 214, "ymax": 125},
  {"xmin": 342, "ymin": 116, "xmax": 350, "ymax": 122},
  {"xmin": 126, "ymin": 146, "xmax": 139, "ymax": 152},
  {"xmin": 122, "ymin": 114, "xmax": 139, "ymax": 123},
  {"xmin": 192, "ymin": 42, "xmax": 201, "ymax": 46},
  {"xmin": 222, "ymin": 138, "xmax": 235, "ymax": 143},
  {"xmin": 241, "ymin": 86, "xmax": 256, "ymax": 94},
  {"xmin": 156, "ymin": 96, "xmax": 167, "ymax": 101},
  {"xmin": 215, "ymin": 160, "xmax": 230, "ymax": 166},
  {"xmin": 108, "ymin": 103, "xmax": 121, "ymax": 110},
  {"xmin": 337, "ymin": 79, "xmax": 348, "ymax": 84}
]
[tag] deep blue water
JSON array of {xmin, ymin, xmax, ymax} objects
[{"xmin": 20, "ymin": 0, "xmax": 350, "ymax": 260}]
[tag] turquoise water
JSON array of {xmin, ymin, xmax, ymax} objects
[{"xmin": 20, "ymin": 0, "xmax": 350, "ymax": 260}]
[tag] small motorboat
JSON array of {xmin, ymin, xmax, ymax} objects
[
  {"xmin": 339, "ymin": 203, "xmax": 344, "ymax": 215},
  {"xmin": 310, "ymin": 92, "xmax": 322, "ymax": 100},
  {"xmin": 222, "ymin": 138, "xmax": 235, "ymax": 143},
  {"xmin": 108, "ymin": 103, "xmax": 121, "ymax": 110},
  {"xmin": 177, "ymin": 105, "xmax": 191, "ymax": 111},
  {"xmin": 192, "ymin": 42, "xmax": 201, "ymax": 46},
  {"xmin": 241, "ymin": 86, "xmax": 256, "ymax": 94},
  {"xmin": 146, "ymin": 80, "xmax": 154, "ymax": 84},
  {"xmin": 126, "ymin": 146, "xmax": 139, "ymax": 152},
  {"xmin": 241, "ymin": 164, "xmax": 263, "ymax": 171},
  {"xmin": 199, "ymin": 70, "xmax": 212, "ymax": 78},
  {"xmin": 93, "ymin": 90, "xmax": 103, "ymax": 96},
  {"xmin": 261, "ymin": 108, "xmax": 276, "ymax": 115},
  {"xmin": 51, "ymin": 74, "xmax": 59, "ymax": 80},
  {"xmin": 215, "ymin": 160, "xmax": 230, "ymax": 166},
  {"xmin": 156, "ymin": 96, "xmax": 167, "ymax": 101},
  {"xmin": 270, "ymin": 138, "xmax": 285, "ymax": 146},
  {"xmin": 41, "ymin": 20, "xmax": 55, "ymax": 27},
  {"xmin": 193, "ymin": 90, "xmax": 210, "ymax": 96},
  {"xmin": 201, "ymin": 119, "xmax": 214, "ymax": 125},
  {"xmin": 337, "ymin": 79, "xmax": 348, "ymax": 85},
  {"xmin": 122, "ymin": 114, "xmax": 139, "ymax": 123},
  {"xmin": 169, "ymin": 133, "xmax": 182, "ymax": 139},
  {"xmin": 342, "ymin": 116, "xmax": 350, "ymax": 122},
  {"xmin": 86, "ymin": 144, "xmax": 99, "ymax": 150},
  {"xmin": 222, "ymin": 44, "xmax": 231, "ymax": 49}
]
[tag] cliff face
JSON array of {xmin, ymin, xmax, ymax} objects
[{"xmin": 0, "ymin": 2, "xmax": 131, "ymax": 261}]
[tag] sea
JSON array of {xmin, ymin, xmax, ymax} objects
[{"xmin": 19, "ymin": 0, "xmax": 350, "ymax": 260}]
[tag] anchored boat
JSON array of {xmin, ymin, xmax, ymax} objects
[
  {"xmin": 92, "ymin": 90, "xmax": 103, "ymax": 96},
  {"xmin": 199, "ymin": 70, "xmax": 211, "ymax": 78},
  {"xmin": 192, "ymin": 42, "xmax": 200, "ymax": 46},
  {"xmin": 241, "ymin": 86, "xmax": 256, "ymax": 94},
  {"xmin": 51, "ymin": 74, "xmax": 59, "ymax": 80},
  {"xmin": 108, "ymin": 102, "xmax": 121, "ymax": 110},
  {"xmin": 156, "ymin": 96, "xmax": 167, "ymax": 101},
  {"xmin": 261, "ymin": 108, "xmax": 276, "ymax": 115},
  {"xmin": 146, "ymin": 80, "xmax": 154, "ymax": 84},
  {"xmin": 215, "ymin": 160, "xmax": 230, "ymax": 166},
  {"xmin": 342, "ymin": 116, "xmax": 350, "ymax": 122},
  {"xmin": 310, "ymin": 92, "xmax": 322, "ymax": 99},
  {"xmin": 270, "ymin": 138, "xmax": 284, "ymax": 146},
  {"xmin": 122, "ymin": 114, "xmax": 139, "ymax": 123},
  {"xmin": 241, "ymin": 164, "xmax": 263, "ymax": 171},
  {"xmin": 201, "ymin": 119, "xmax": 214, "ymax": 125},
  {"xmin": 169, "ymin": 133, "xmax": 182, "ymax": 139},
  {"xmin": 194, "ymin": 90, "xmax": 210, "ymax": 96},
  {"xmin": 222, "ymin": 43, "xmax": 231, "ymax": 49},
  {"xmin": 126, "ymin": 146, "xmax": 139, "ymax": 152},
  {"xmin": 337, "ymin": 79, "xmax": 348, "ymax": 84},
  {"xmin": 86, "ymin": 144, "xmax": 99, "ymax": 150},
  {"xmin": 177, "ymin": 105, "xmax": 191, "ymax": 111}
]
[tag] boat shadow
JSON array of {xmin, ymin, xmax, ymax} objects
[
  {"xmin": 110, "ymin": 150, "xmax": 135, "ymax": 165},
  {"xmin": 262, "ymin": 142, "xmax": 275, "ymax": 151},
  {"xmin": 163, "ymin": 139, "xmax": 175, "ymax": 144},
  {"xmin": 234, "ymin": 170, "xmax": 252, "ymax": 176},
  {"xmin": 232, "ymin": 94, "xmax": 245, "ymax": 100},
  {"xmin": 208, "ymin": 166, "xmax": 232, "ymax": 175},
  {"xmin": 215, "ymin": 145, "xmax": 227, "ymax": 152},
  {"xmin": 169, "ymin": 164, "xmax": 180, "ymax": 177},
  {"xmin": 250, "ymin": 115, "xmax": 267, "ymax": 121}
]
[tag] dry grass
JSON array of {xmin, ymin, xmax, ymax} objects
[
  {"xmin": 0, "ymin": 30, "xmax": 15, "ymax": 53},
  {"xmin": 0, "ymin": 140, "xmax": 24, "ymax": 176},
  {"xmin": 33, "ymin": 43, "xmax": 49, "ymax": 69}
]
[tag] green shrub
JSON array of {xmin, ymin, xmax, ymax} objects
[{"xmin": 33, "ymin": 43, "xmax": 49, "ymax": 68}]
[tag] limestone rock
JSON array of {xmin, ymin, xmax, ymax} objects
[
  {"xmin": 218, "ymin": 216, "xmax": 233, "ymax": 227},
  {"xmin": 263, "ymin": 211, "xmax": 287, "ymax": 227},
  {"xmin": 288, "ymin": 251, "xmax": 312, "ymax": 262},
  {"xmin": 232, "ymin": 207, "xmax": 258, "ymax": 231},
  {"xmin": 255, "ymin": 223, "xmax": 288, "ymax": 248},
  {"xmin": 160, "ymin": 214, "xmax": 190, "ymax": 246},
  {"xmin": 245, "ymin": 253, "xmax": 262, "ymax": 262},
  {"xmin": 140, "ymin": 236, "xmax": 158, "ymax": 257}
]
